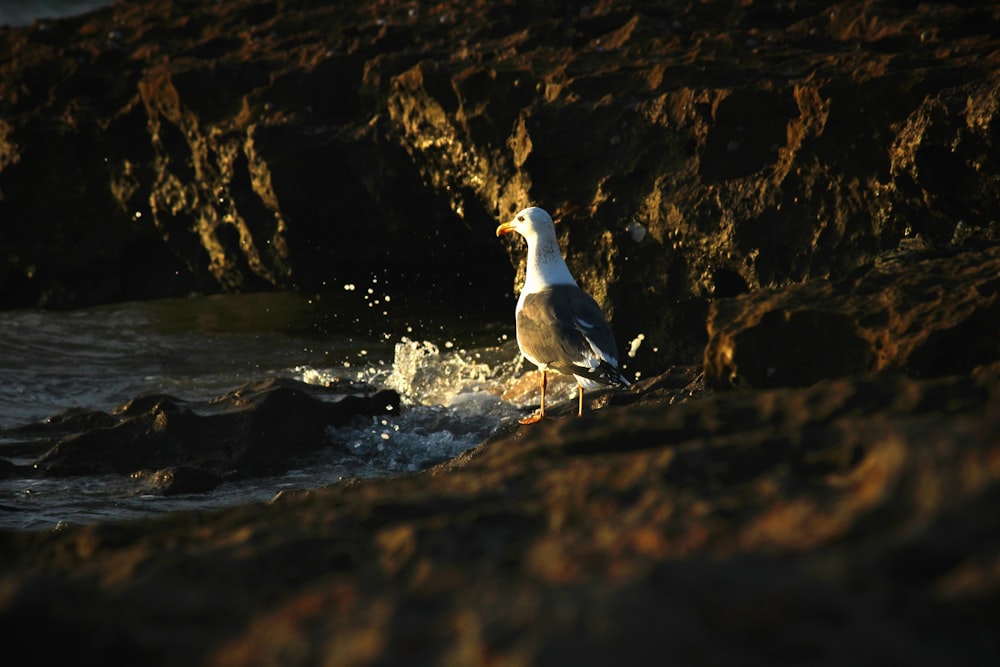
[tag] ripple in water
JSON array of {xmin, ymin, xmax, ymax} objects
[{"xmin": 0, "ymin": 298, "xmax": 538, "ymax": 530}]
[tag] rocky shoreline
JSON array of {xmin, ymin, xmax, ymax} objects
[
  {"xmin": 1, "ymin": 362, "xmax": 997, "ymax": 665},
  {"xmin": 1, "ymin": 0, "xmax": 999, "ymax": 664},
  {"xmin": 3, "ymin": 0, "xmax": 998, "ymax": 368},
  {"xmin": 0, "ymin": 377, "xmax": 400, "ymax": 490}
]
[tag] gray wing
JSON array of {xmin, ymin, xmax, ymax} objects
[{"xmin": 516, "ymin": 286, "xmax": 627, "ymax": 387}]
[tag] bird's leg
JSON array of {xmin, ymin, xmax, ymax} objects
[
  {"xmin": 541, "ymin": 371, "xmax": 548, "ymax": 417},
  {"xmin": 519, "ymin": 370, "xmax": 547, "ymax": 425},
  {"xmin": 577, "ymin": 383, "xmax": 584, "ymax": 417}
]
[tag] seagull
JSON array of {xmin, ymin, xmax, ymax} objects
[{"xmin": 496, "ymin": 206, "xmax": 629, "ymax": 424}]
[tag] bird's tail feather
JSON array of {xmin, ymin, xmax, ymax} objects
[
  {"xmin": 575, "ymin": 361, "xmax": 630, "ymax": 389},
  {"xmin": 602, "ymin": 362, "xmax": 631, "ymax": 389}
]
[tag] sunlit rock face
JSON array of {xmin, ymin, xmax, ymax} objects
[
  {"xmin": 2, "ymin": 0, "xmax": 999, "ymax": 378},
  {"xmin": 704, "ymin": 243, "xmax": 1000, "ymax": 389},
  {"xmin": 1, "ymin": 3, "xmax": 1000, "ymax": 664}
]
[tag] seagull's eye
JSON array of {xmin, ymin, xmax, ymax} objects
[{"xmin": 517, "ymin": 215, "xmax": 525, "ymax": 222}]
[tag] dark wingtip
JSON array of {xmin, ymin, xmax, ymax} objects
[{"xmin": 600, "ymin": 362, "xmax": 631, "ymax": 389}]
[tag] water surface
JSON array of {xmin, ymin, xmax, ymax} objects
[
  {"xmin": 0, "ymin": 0, "xmax": 113, "ymax": 27},
  {"xmin": 0, "ymin": 291, "xmax": 544, "ymax": 531}
]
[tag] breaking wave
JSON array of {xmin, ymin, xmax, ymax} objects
[{"xmin": 297, "ymin": 337, "xmax": 530, "ymax": 473}]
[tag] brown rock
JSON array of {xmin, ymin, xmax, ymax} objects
[
  {"xmin": 24, "ymin": 378, "xmax": 399, "ymax": 477},
  {"xmin": 0, "ymin": 365, "xmax": 997, "ymax": 665},
  {"xmin": 1, "ymin": 2, "xmax": 1000, "ymax": 663},
  {"xmin": 134, "ymin": 466, "xmax": 223, "ymax": 495},
  {"xmin": 1, "ymin": 0, "xmax": 998, "ymax": 373},
  {"xmin": 705, "ymin": 243, "xmax": 1000, "ymax": 389}
]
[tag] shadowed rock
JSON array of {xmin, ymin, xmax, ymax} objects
[
  {"xmin": 0, "ymin": 364, "xmax": 997, "ymax": 665},
  {"xmin": 1, "ymin": 1, "xmax": 1000, "ymax": 665},
  {"xmin": 4, "ymin": 378, "xmax": 399, "ymax": 478},
  {"xmin": 705, "ymin": 243, "xmax": 1000, "ymax": 389},
  {"xmin": 1, "ymin": 0, "xmax": 998, "ymax": 374},
  {"xmin": 133, "ymin": 466, "xmax": 224, "ymax": 495}
]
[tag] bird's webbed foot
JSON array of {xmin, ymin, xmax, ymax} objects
[{"xmin": 518, "ymin": 412, "xmax": 546, "ymax": 425}]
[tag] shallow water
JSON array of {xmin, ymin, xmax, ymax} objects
[
  {"xmin": 0, "ymin": 0, "xmax": 113, "ymax": 27},
  {"xmin": 0, "ymin": 291, "xmax": 550, "ymax": 531},
  {"xmin": 0, "ymin": 0, "xmax": 560, "ymax": 532}
]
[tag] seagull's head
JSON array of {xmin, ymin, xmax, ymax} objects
[{"xmin": 495, "ymin": 207, "xmax": 555, "ymax": 243}]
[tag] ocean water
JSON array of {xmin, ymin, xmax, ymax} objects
[
  {"xmin": 0, "ymin": 0, "xmax": 589, "ymax": 532},
  {"xmin": 0, "ymin": 291, "xmax": 557, "ymax": 531},
  {"xmin": 0, "ymin": 0, "xmax": 113, "ymax": 27},
  {"xmin": 0, "ymin": 0, "xmax": 541, "ymax": 531}
]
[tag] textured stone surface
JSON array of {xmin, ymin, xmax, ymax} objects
[
  {"xmin": 705, "ymin": 242, "xmax": 1000, "ymax": 389},
  {"xmin": 2, "ymin": 0, "xmax": 998, "ymax": 371},
  {"xmin": 1, "ymin": 378, "xmax": 399, "ymax": 478},
  {"xmin": 2, "ymin": 2, "xmax": 1000, "ymax": 664},
  {"xmin": 1, "ymin": 364, "xmax": 998, "ymax": 665}
]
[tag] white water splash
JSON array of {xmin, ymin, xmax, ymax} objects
[
  {"xmin": 627, "ymin": 333, "xmax": 646, "ymax": 358},
  {"xmin": 299, "ymin": 337, "xmax": 526, "ymax": 410},
  {"xmin": 384, "ymin": 337, "xmax": 520, "ymax": 407},
  {"xmin": 0, "ymin": 294, "xmax": 530, "ymax": 530},
  {"xmin": 296, "ymin": 336, "xmax": 528, "ymax": 473}
]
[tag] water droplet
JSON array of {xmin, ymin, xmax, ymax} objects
[{"xmin": 625, "ymin": 220, "xmax": 647, "ymax": 242}]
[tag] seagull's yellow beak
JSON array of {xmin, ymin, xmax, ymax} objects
[{"xmin": 495, "ymin": 220, "xmax": 518, "ymax": 237}]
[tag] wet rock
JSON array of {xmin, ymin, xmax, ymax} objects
[
  {"xmin": 0, "ymin": 458, "xmax": 19, "ymax": 479},
  {"xmin": 0, "ymin": 408, "xmax": 121, "ymax": 464},
  {"xmin": 19, "ymin": 378, "xmax": 399, "ymax": 477},
  {"xmin": 3, "ymin": 407, "xmax": 118, "ymax": 438},
  {"xmin": 134, "ymin": 466, "xmax": 224, "ymax": 495},
  {"xmin": 0, "ymin": 365, "xmax": 997, "ymax": 665}
]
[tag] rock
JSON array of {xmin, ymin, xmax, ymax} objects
[
  {"xmin": 1, "ymin": 1, "xmax": 1000, "ymax": 664},
  {"xmin": 18, "ymin": 378, "xmax": 400, "ymax": 477},
  {"xmin": 1, "ymin": 0, "xmax": 998, "ymax": 374},
  {"xmin": 134, "ymin": 466, "xmax": 223, "ymax": 495},
  {"xmin": 0, "ymin": 0, "xmax": 514, "ymax": 317},
  {"xmin": 0, "ymin": 365, "xmax": 996, "ymax": 665},
  {"xmin": 705, "ymin": 242, "xmax": 1000, "ymax": 389},
  {"xmin": 5, "ymin": 407, "xmax": 118, "ymax": 436},
  {"xmin": 0, "ymin": 458, "xmax": 20, "ymax": 479}
]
